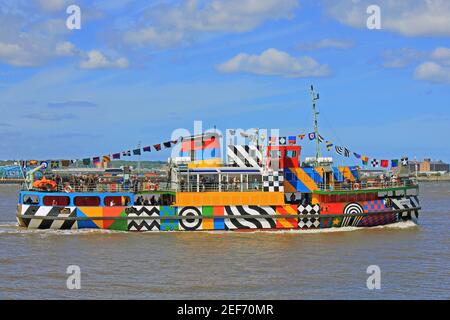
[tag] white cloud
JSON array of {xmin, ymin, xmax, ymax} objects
[
  {"xmin": 0, "ymin": 3, "xmax": 130, "ymax": 68},
  {"xmin": 217, "ymin": 48, "xmax": 330, "ymax": 78},
  {"xmin": 323, "ymin": 0, "xmax": 450, "ymax": 37},
  {"xmin": 0, "ymin": 4, "xmax": 70, "ymax": 66},
  {"xmin": 35, "ymin": 0, "xmax": 69, "ymax": 12},
  {"xmin": 124, "ymin": 28, "xmax": 186, "ymax": 48},
  {"xmin": 414, "ymin": 61, "xmax": 450, "ymax": 83},
  {"xmin": 79, "ymin": 50, "xmax": 129, "ymax": 69},
  {"xmin": 431, "ymin": 47, "xmax": 450, "ymax": 62},
  {"xmin": 379, "ymin": 46, "xmax": 450, "ymax": 84},
  {"xmin": 123, "ymin": 0, "xmax": 299, "ymax": 47},
  {"xmin": 0, "ymin": 42, "xmax": 36, "ymax": 67},
  {"xmin": 381, "ymin": 48, "xmax": 425, "ymax": 68},
  {"xmin": 297, "ymin": 38, "xmax": 355, "ymax": 51},
  {"xmin": 55, "ymin": 41, "xmax": 77, "ymax": 57}
]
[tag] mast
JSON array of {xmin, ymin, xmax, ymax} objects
[
  {"xmin": 137, "ymin": 141, "xmax": 142, "ymax": 172},
  {"xmin": 310, "ymin": 85, "xmax": 321, "ymax": 161}
]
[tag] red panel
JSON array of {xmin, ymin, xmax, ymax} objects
[
  {"xmin": 320, "ymin": 202, "xmax": 344, "ymax": 214},
  {"xmin": 181, "ymin": 137, "xmax": 220, "ymax": 152},
  {"xmin": 103, "ymin": 207, "xmax": 126, "ymax": 229},
  {"xmin": 43, "ymin": 196, "xmax": 70, "ymax": 206},
  {"xmin": 267, "ymin": 145, "xmax": 301, "ymax": 169}
]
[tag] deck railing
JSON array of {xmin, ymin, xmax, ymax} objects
[
  {"xmin": 24, "ymin": 181, "xmax": 265, "ymax": 193},
  {"xmin": 317, "ymin": 179, "xmax": 418, "ymax": 192}
]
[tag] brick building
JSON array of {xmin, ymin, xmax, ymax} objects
[{"xmin": 409, "ymin": 159, "xmax": 449, "ymax": 173}]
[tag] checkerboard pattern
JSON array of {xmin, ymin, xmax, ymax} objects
[
  {"xmin": 358, "ymin": 213, "xmax": 397, "ymax": 227},
  {"xmin": 262, "ymin": 170, "xmax": 284, "ymax": 192},
  {"xmin": 298, "ymin": 204, "xmax": 320, "ymax": 229},
  {"xmin": 363, "ymin": 200, "xmax": 386, "ymax": 213}
]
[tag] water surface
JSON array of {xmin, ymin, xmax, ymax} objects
[{"xmin": 0, "ymin": 183, "xmax": 449, "ymax": 299}]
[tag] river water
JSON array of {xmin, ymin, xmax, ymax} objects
[{"xmin": 0, "ymin": 183, "xmax": 448, "ymax": 299}]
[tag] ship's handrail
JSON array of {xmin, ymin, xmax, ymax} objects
[
  {"xmin": 23, "ymin": 181, "xmax": 266, "ymax": 193},
  {"xmin": 317, "ymin": 179, "xmax": 418, "ymax": 192}
]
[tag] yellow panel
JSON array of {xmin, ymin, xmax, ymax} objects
[
  {"xmin": 79, "ymin": 207, "xmax": 104, "ymax": 229},
  {"xmin": 312, "ymin": 194, "xmax": 320, "ymax": 205},
  {"xmin": 202, "ymin": 219, "xmax": 214, "ymax": 230},
  {"xmin": 187, "ymin": 158, "xmax": 222, "ymax": 168},
  {"xmin": 339, "ymin": 166, "xmax": 355, "ymax": 182},
  {"xmin": 174, "ymin": 192, "xmax": 285, "ymax": 206}
]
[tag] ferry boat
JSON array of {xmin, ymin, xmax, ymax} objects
[{"xmin": 16, "ymin": 87, "xmax": 421, "ymax": 232}]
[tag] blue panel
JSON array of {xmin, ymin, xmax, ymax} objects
[
  {"xmin": 76, "ymin": 209, "xmax": 98, "ymax": 229},
  {"xmin": 303, "ymin": 168, "xmax": 323, "ymax": 184},
  {"xmin": 349, "ymin": 166, "xmax": 360, "ymax": 180},
  {"xmin": 333, "ymin": 167, "xmax": 344, "ymax": 182},
  {"xmin": 160, "ymin": 206, "xmax": 178, "ymax": 231},
  {"xmin": 214, "ymin": 218, "xmax": 225, "ymax": 230},
  {"xmin": 202, "ymin": 148, "xmax": 220, "ymax": 159},
  {"xmin": 284, "ymin": 169, "xmax": 312, "ymax": 193}
]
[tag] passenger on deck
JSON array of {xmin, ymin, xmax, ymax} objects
[
  {"xmin": 150, "ymin": 195, "xmax": 156, "ymax": 205},
  {"xmin": 252, "ymin": 178, "xmax": 259, "ymax": 190},
  {"xmin": 135, "ymin": 196, "xmax": 143, "ymax": 205}
]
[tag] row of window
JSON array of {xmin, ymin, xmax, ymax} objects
[
  {"xmin": 318, "ymin": 193, "xmax": 378, "ymax": 203},
  {"xmin": 23, "ymin": 195, "xmax": 131, "ymax": 207},
  {"xmin": 269, "ymin": 150, "xmax": 297, "ymax": 158}
]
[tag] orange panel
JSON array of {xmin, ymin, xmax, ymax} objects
[
  {"xmin": 276, "ymin": 205, "xmax": 298, "ymax": 229},
  {"xmin": 103, "ymin": 207, "xmax": 126, "ymax": 229},
  {"xmin": 174, "ymin": 192, "xmax": 285, "ymax": 206}
]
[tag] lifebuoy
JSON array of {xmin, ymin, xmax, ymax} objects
[
  {"xmin": 64, "ymin": 185, "xmax": 74, "ymax": 193},
  {"xmin": 353, "ymin": 183, "xmax": 360, "ymax": 190}
]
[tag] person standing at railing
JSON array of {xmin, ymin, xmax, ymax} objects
[
  {"xmin": 180, "ymin": 177, "xmax": 186, "ymax": 192},
  {"xmin": 252, "ymin": 178, "xmax": 258, "ymax": 190},
  {"xmin": 200, "ymin": 176, "xmax": 206, "ymax": 192}
]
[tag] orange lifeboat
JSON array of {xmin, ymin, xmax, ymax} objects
[{"xmin": 33, "ymin": 177, "xmax": 57, "ymax": 191}]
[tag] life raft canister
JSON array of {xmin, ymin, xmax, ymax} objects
[{"xmin": 353, "ymin": 182, "xmax": 360, "ymax": 190}]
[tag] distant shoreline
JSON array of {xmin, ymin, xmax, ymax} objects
[{"xmin": 417, "ymin": 176, "xmax": 450, "ymax": 182}]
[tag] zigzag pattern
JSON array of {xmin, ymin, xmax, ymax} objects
[{"xmin": 127, "ymin": 206, "xmax": 160, "ymax": 231}]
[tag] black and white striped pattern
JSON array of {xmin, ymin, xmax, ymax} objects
[
  {"xmin": 298, "ymin": 204, "xmax": 320, "ymax": 228},
  {"xmin": 341, "ymin": 202, "xmax": 364, "ymax": 227},
  {"xmin": 224, "ymin": 206, "xmax": 276, "ymax": 230},
  {"xmin": 179, "ymin": 206, "xmax": 202, "ymax": 231},
  {"xmin": 227, "ymin": 145, "xmax": 263, "ymax": 168},
  {"xmin": 391, "ymin": 196, "xmax": 420, "ymax": 222},
  {"xmin": 262, "ymin": 170, "xmax": 284, "ymax": 192},
  {"xmin": 19, "ymin": 205, "xmax": 77, "ymax": 229},
  {"xmin": 127, "ymin": 206, "xmax": 160, "ymax": 231},
  {"xmin": 335, "ymin": 146, "xmax": 350, "ymax": 157}
]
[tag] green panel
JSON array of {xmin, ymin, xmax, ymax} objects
[
  {"xmin": 108, "ymin": 211, "xmax": 127, "ymax": 231},
  {"xmin": 202, "ymin": 206, "xmax": 213, "ymax": 218}
]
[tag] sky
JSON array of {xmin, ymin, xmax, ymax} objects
[{"xmin": 1, "ymin": 0, "xmax": 450, "ymax": 164}]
